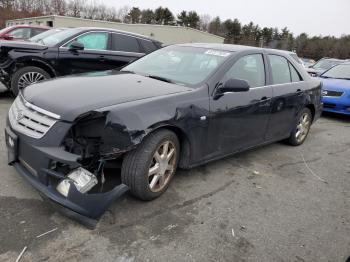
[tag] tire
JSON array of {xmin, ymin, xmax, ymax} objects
[
  {"xmin": 288, "ymin": 108, "xmax": 312, "ymax": 146},
  {"xmin": 11, "ymin": 66, "xmax": 50, "ymax": 96},
  {"xmin": 121, "ymin": 129, "xmax": 180, "ymax": 201}
]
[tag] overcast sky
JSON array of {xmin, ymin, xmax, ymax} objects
[{"xmin": 103, "ymin": 0, "xmax": 350, "ymax": 37}]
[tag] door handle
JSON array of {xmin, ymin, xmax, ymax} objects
[
  {"xmin": 99, "ymin": 56, "xmax": 106, "ymax": 62},
  {"xmin": 296, "ymin": 89, "xmax": 303, "ymax": 96},
  {"xmin": 261, "ymin": 96, "xmax": 268, "ymax": 101}
]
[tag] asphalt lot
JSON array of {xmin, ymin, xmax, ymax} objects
[{"xmin": 0, "ymin": 84, "xmax": 349, "ymax": 262}]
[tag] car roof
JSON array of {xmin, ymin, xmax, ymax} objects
[
  {"xmin": 73, "ymin": 27, "xmax": 156, "ymax": 41},
  {"xmin": 176, "ymin": 43, "xmax": 297, "ymax": 56},
  {"xmin": 321, "ymin": 58, "xmax": 345, "ymax": 62},
  {"xmin": 177, "ymin": 43, "xmax": 259, "ymax": 52},
  {"xmin": 9, "ymin": 25, "xmax": 50, "ymax": 29}
]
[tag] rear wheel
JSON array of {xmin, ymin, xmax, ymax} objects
[
  {"xmin": 11, "ymin": 66, "xmax": 50, "ymax": 96},
  {"xmin": 288, "ymin": 108, "xmax": 312, "ymax": 146},
  {"xmin": 121, "ymin": 129, "xmax": 180, "ymax": 201}
]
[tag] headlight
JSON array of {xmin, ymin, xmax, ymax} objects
[{"xmin": 56, "ymin": 167, "xmax": 98, "ymax": 197}]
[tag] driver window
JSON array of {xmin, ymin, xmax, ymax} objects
[
  {"xmin": 224, "ymin": 54, "xmax": 266, "ymax": 88},
  {"xmin": 69, "ymin": 32, "xmax": 108, "ymax": 50}
]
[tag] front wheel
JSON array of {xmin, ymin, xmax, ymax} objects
[
  {"xmin": 11, "ymin": 66, "xmax": 50, "ymax": 96},
  {"xmin": 121, "ymin": 129, "xmax": 180, "ymax": 201},
  {"xmin": 288, "ymin": 108, "xmax": 312, "ymax": 146}
]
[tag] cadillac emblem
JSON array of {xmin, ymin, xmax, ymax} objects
[{"xmin": 16, "ymin": 110, "xmax": 24, "ymax": 121}]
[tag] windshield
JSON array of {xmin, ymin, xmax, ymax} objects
[
  {"xmin": 313, "ymin": 59, "xmax": 343, "ymax": 70},
  {"xmin": 29, "ymin": 28, "xmax": 67, "ymax": 43},
  {"xmin": 34, "ymin": 28, "xmax": 81, "ymax": 47},
  {"xmin": 321, "ymin": 64, "xmax": 350, "ymax": 80},
  {"xmin": 122, "ymin": 46, "xmax": 232, "ymax": 86}
]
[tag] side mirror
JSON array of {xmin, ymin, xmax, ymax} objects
[
  {"xmin": 2, "ymin": 34, "xmax": 13, "ymax": 40},
  {"xmin": 219, "ymin": 78, "xmax": 250, "ymax": 93},
  {"xmin": 69, "ymin": 41, "xmax": 84, "ymax": 51}
]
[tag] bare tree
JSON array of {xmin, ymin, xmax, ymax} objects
[
  {"xmin": 199, "ymin": 14, "xmax": 211, "ymax": 31},
  {"xmin": 67, "ymin": 0, "xmax": 85, "ymax": 17},
  {"xmin": 50, "ymin": 0, "xmax": 66, "ymax": 15},
  {"xmin": 116, "ymin": 5, "xmax": 130, "ymax": 23}
]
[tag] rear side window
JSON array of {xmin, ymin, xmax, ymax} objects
[
  {"xmin": 31, "ymin": 28, "xmax": 47, "ymax": 37},
  {"xmin": 269, "ymin": 55, "xmax": 291, "ymax": 84},
  {"xmin": 140, "ymin": 39, "xmax": 158, "ymax": 53},
  {"xmin": 111, "ymin": 33, "xmax": 141, "ymax": 53},
  {"xmin": 269, "ymin": 55, "xmax": 302, "ymax": 84},
  {"xmin": 289, "ymin": 63, "xmax": 302, "ymax": 82},
  {"xmin": 224, "ymin": 54, "xmax": 266, "ymax": 88}
]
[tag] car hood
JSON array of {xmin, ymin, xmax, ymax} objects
[
  {"xmin": 0, "ymin": 40, "xmax": 47, "ymax": 51},
  {"xmin": 320, "ymin": 77, "xmax": 350, "ymax": 91},
  {"xmin": 306, "ymin": 67, "xmax": 324, "ymax": 74},
  {"xmin": 23, "ymin": 71, "xmax": 192, "ymax": 121}
]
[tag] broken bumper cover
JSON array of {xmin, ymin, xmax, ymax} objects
[
  {"xmin": 14, "ymin": 163, "xmax": 128, "ymax": 228},
  {"xmin": 0, "ymin": 59, "xmax": 13, "ymax": 88},
  {"xmin": 5, "ymin": 124, "xmax": 129, "ymax": 229}
]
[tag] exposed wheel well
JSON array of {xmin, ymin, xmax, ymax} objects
[
  {"xmin": 305, "ymin": 104, "xmax": 315, "ymax": 121},
  {"xmin": 15, "ymin": 59, "xmax": 56, "ymax": 78}
]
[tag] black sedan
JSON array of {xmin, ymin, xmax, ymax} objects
[
  {"xmin": 0, "ymin": 27, "xmax": 162, "ymax": 95},
  {"xmin": 5, "ymin": 43, "xmax": 322, "ymax": 228}
]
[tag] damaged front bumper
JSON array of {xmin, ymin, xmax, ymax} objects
[
  {"xmin": 5, "ymin": 123, "xmax": 129, "ymax": 229},
  {"xmin": 0, "ymin": 58, "xmax": 13, "ymax": 88}
]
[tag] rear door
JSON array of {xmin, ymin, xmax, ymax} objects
[
  {"xmin": 265, "ymin": 54, "xmax": 306, "ymax": 140},
  {"xmin": 208, "ymin": 52, "xmax": 273, "ymax": 156},
  {"xmin": 107, "ymin": 33, "xmax": 145, "ymax": 69},
  {"xmin": 57, "ymin": 31, "xmax": 112, "ymax": 75}
]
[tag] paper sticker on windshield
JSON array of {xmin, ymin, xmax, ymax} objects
[{"xmin": 205, "ymin": 50, "xmax": 231, "ymax": 57}]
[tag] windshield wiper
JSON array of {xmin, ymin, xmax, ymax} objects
[
  {"xmin": 146, "ymin": 74, "xmax": 175, "ymax": 84},
  {"xmin": 121, "ymin": 70, "xmax": 135, "ymax": 74}
]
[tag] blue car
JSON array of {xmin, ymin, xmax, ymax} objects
[{"xmin": 319, "ymin": 62, "xmax": 350, "ymax": 115}]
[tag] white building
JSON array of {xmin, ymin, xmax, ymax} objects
[{"xmin": 6, "ymin": 15, "xmax": 224, "ymax": 45}]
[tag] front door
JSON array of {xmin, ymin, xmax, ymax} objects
[
  {"xmin": 208, "ymin": 53, "xmax": 273, "ymax": 157},
  {"xmin": 57, "ymin": 31, "xmax": 112, "ymax": 75}
]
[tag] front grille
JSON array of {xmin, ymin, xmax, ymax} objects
[
  {"xmin": 323, "ymin": 90, "xmax": 344, "ymax": 97},
  {"xmin": 323, "ymin": 103, "xmax": 337, "ymax": 109},
  {"xmin": 8, "ymin": 95, "xmax": 60, "ymax": 139}
]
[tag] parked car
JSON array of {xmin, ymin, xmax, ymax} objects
[
  {"xmin": 5, "ymin": 44, "xmax": 322, "ymax": 227},
  {"xmin": 319, "ymin": 62, "xmax": 350, "ymax": 115},
  {"xmin": 306, "ymin": 58, "xmax": 345, "ymax": 77},
  {"xmin": 300, "ymin": 58, "xmax": 316, "ymax": 68},
  {"xmin": 0, "ymin": 27, "xmax": 162, "ymax": 95},
  {"xmin": 0, "ymin": 25, "xmax": 49, "ymax": 41}
]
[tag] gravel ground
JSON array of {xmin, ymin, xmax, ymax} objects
[{"xmin": 0, "ymin": 86, "xmax": 349, "ymax": 262}]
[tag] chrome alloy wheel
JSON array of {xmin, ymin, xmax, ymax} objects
[
  {"xmin": 295, "ymin": 112, "xmax": 311, "ymax": 143},
  {"xmin": 18, "ymin": 72, "xmax": 46, "ymax": 89},
  {"xmin": 148, "ymin": 141, "xmax": 177, "ymax": 192}
]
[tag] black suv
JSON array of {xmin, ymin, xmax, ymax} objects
[{"xmin": 0, "ymin": 27, "xmax": 162, "ymax": 94}]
